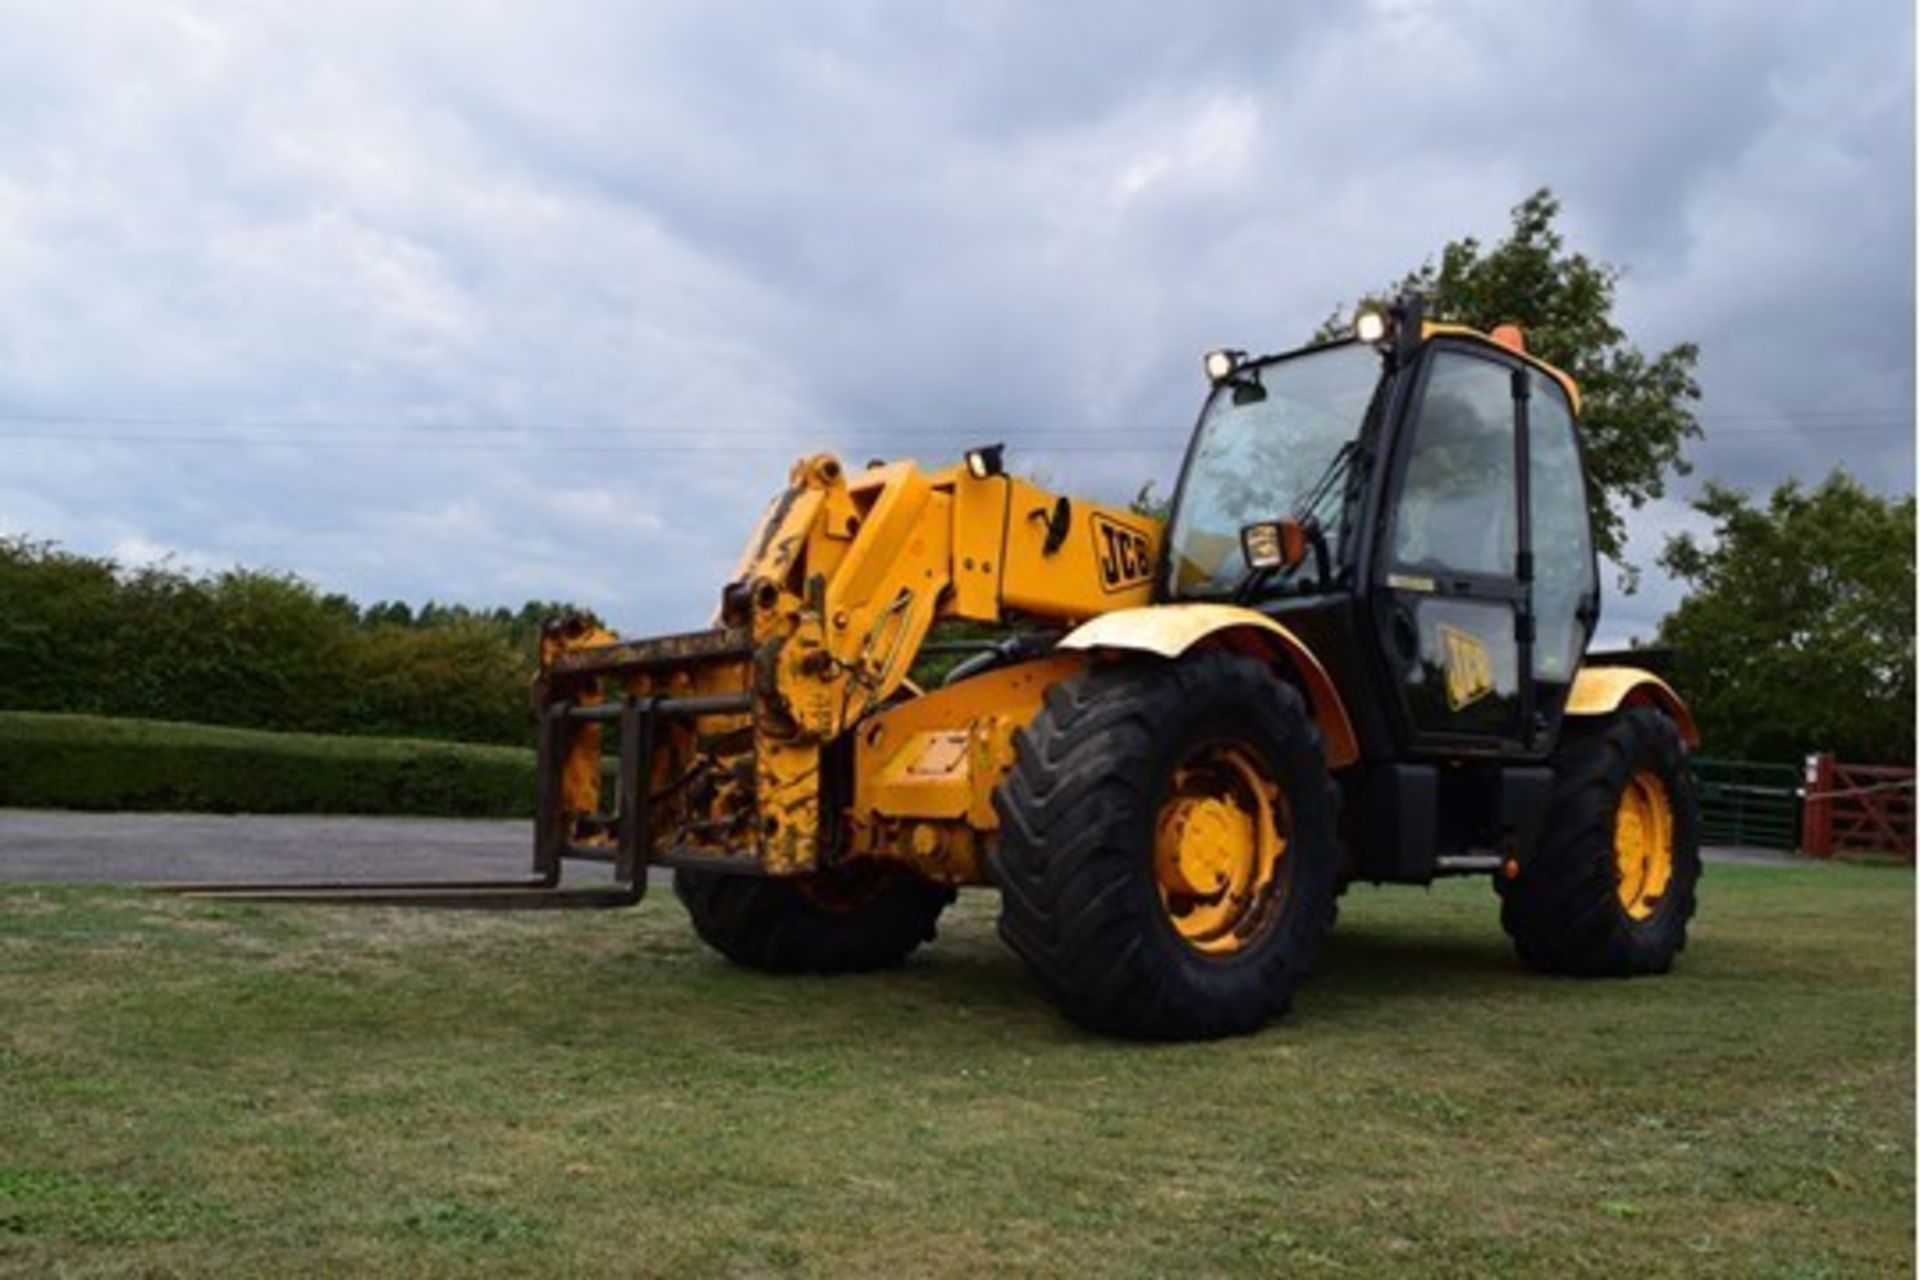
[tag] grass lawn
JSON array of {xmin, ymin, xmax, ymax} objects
[{"xmin": 1, "ymin": 863, "xmax": 1911, "ymax": 1278}]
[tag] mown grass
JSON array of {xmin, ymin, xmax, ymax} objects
[
  {"xmin": 0, "ymin": 864, "xmax": 1910, "ymax": 1277},
  {"xmin": 0, "ymin": 711, "xmax": 533, "ymax": 816}
]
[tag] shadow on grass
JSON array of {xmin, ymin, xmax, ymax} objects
[
  {"xmin": 1318, "ymin": 925, "xmax": 1520, "ymax": 988},
  {"xmin": 577, "ymin": 910, "xmax": 1572, "ymax": 1043},
  {"xmin": 616, "ymin": 912, "xmax": 1814, "ymax": 1044}
]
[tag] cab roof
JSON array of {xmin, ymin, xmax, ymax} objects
[{"xmin": 1419, "ymin": 320, "xmax": 1584, "ymax": 416}]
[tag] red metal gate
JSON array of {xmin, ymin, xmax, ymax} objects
[{"xmin": 1802, "ymin": 755, "xmax": 1916, "ymax": 861}]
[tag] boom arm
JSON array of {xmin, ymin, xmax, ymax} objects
[
  {"xmin": 724, "ymin": 454, "xmax": 1161, "ymax": 872},
  {"xmin": 725, "ymin": 452, "xmax": 1160, "ymax": 731},
  {"xmin": 537, "ymin": 452, "xmax": 1161, "ymax": 880}
]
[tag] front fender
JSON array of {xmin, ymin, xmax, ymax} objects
[
  {"xmin": 1059, "ymin": 604, "xmax": 1360, "ymax": 768},
  {"xmin": 1566, "ymin": 666, "xmax": 1700, "ymax": 745}
]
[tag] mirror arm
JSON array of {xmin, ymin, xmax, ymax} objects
[
  {"xmin": 1232, "ymin": 564, "xmax": 1277, "ymax": 605},
  {"xmin": 1305, "ymin": 520, "xmax": 1333, "ymax": 592}
]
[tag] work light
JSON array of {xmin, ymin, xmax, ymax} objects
[
  {"xmin": 964, "ymin": 444, "xmax": 1006, "ymax": 480},
  {"xmin": 1203, "ymin": 349, "xmax": 1241, "ymax": 383}
]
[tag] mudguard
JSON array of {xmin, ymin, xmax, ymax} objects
[
  {"xmin": 1565, "ymin": 666, "xmax": 1700, "ymax": 745},
  {"xmin": 1059, "ymin": 604, "xmax": 1360, "ymax": 767}
]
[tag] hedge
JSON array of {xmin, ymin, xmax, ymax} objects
[
  {"xmin": 0, "ymin": 537, "xmax": 551, "ymax": 745},
  {"xmin": 0, "ymin": 712, "xmax": 535, "ymax": 817}
]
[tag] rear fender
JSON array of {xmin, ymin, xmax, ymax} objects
[
  {"xmin": 1058, "ymin": 604, "xmax": 1360, "ymax": 768},
  {"xmin": 1565, "ymin": 666, "xmax": 1699, "ymax": 745}
]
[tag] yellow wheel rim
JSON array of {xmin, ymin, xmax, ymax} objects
[
  {"xmin": 1153, "ymin": 743, "xmax": 1289, "ymax": 956},
  {"xmin": 1614, "ymin": 770, "xmax": 1675, "ymax": 921}
]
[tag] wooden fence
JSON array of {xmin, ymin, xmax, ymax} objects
[{"xmin": 1801, "ymin": 755, "xmax": 1916, "ymax": 861}]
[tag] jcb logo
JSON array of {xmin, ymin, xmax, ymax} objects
[
  {"xmin": 1092, "ymin": 514, "xmax": 1153, "ymax": 593},
  {"xmin": 1439, "ymin": 623, "xmax": 1495, "ymax": 711}
]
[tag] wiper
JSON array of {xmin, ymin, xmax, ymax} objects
[{"xmin": 1295, "ymin": 440, "xmax": 1356, "ymax": 530}]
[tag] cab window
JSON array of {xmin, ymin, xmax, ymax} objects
[
  {"xmin": 1390, "ymin": 351, "xmax": 1517, "ymax": 578},
  {"xmin": 1528, "ymin": 371, "xmax": 1595, "ymax": 680}
]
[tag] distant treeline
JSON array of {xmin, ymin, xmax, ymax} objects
[{"xmin": 0, "ymin": 537, "xmax": 570, "ymax": 745}]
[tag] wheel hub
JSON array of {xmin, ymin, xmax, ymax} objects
[
  {"xmin": 1156, "ymin": 796, "xmax": 1248, "ymax": 897},
  {"xmin": 1152, "ymin": 745, "xmax": 1289, "ymax": 955},
  {"xmin": 1614, "ymin": 769, "xmax": 1675, "ymax": 921}
]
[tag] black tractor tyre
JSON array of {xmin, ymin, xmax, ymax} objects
[
  {"xmin": 673, "ymin": 863, "xmax": 954, "ymax": 974},
  {"xmin": 1499, "ymin": 707, "xmax": 1702, "ymax": 976},
  {"xmin": 990, "ymin": 651, "xmax": 1343, "ymax": 1040}
]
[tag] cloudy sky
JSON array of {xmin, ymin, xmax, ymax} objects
[{"xmin": 0, "ymin": 0, "xmax": 1911, "ymax": 644}]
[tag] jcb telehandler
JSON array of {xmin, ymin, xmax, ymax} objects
[{"xmin": 179, "ymin": 297, "xmax": 1702, "ymax": 1039}]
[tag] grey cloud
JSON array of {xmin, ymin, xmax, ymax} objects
[{"xmin": 0, "ymin": 0, "xmax": 1909, "ymax": 646}]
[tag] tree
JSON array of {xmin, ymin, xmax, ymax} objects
[
  {"xmin": 0, "ymin": 536, "xmax": 565, "ymax": 744},
  {"xmin": 1321, "ymin": 189, "xmax": 1701, "ymax": 581},
  {"xmin": 1129, "ymin": 480, "xmax": 1170, "ymax": 521},
  {"xmin": 1655, "ymin": 470, "xmax": 1915, "ymax": 763}
]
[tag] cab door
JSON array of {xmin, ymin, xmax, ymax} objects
[
  {"xmin": 1374, "ymin": 345, "xmax": 1530, "ymax": 753},
  {"xmin": 1524, "ymin": 367, "xmax": 1600, "ymax": 738}
]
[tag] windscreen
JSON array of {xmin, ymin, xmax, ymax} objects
[{"xmin": 1164, "ymin": 342, "xmax": 1382, "ymax": 597}]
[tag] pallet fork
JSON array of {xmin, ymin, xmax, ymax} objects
[{"xmin": 151, "ymin": 685, "xmax": 752, "ymax": 909}]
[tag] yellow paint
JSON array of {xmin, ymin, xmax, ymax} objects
[
  {"xmin": 1421, "ymin": 320, "xmax": 1583, "ymax": 415},
  {"xmin": 1152, "ymin": 743, "xmax": 1290, "ymax": 955},
  {"xmin": 1567, "ymin": 666, "xmax": 1699, "ymax": 745},
  {"xmin": 1438, "ymin": 623, "xmax": 1495, "ymax": 711},
  {"xmin": 708, "ymin": 452, "xmax": 1163, "ymax": 876},
  {"xmin": 997, "ymin": 477, "xmax": 1161, "ymax": 620},
  {"xmin": 1059, "ymin": 604, "xmax": 1360, "ymax": 768},
  {"xmin": 949, "ymin": 469, "xmax": 1008, "ymax": 619},
  {"xmin": 852, "ymin": 654, "xmax": 1087, "ymax": 882},
  {"xmin": 1614, "ymin": 769, "xmax": 1675, "ymax": 920},
  {"xmin": 864, "ymin": 728, "xmax": 973, "ymax": 820},
  {"xmin": 535, "ymin": 617, "xmax": 621, "ymax": 832},
  {"xmin": 538, "ymin": 445, "xmax": 1353, "ymax": 888}
]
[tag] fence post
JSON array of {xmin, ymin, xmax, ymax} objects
[{"xmin": 1802, "ymin": 752, "xmax": 1836, "ymax": 858}]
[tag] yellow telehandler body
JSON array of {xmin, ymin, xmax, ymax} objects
[{"xmin": 177, "ymin": 298, "xmax": 1702, "ymax": 1039}]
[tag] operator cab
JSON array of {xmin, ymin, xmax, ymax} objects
[{"xmin": 1160, "ymin": 299, "xmax": 1600, "ymax": 774}]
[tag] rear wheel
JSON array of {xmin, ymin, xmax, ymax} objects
[
  {"xmin": 674, "ymin": 861, "xmax": 953, "ymax": 974},
  {"xmin": 1499, "ymin": 707, "xmax": 1702, "ymax": 975},
  {"xmin": 992, "ymin": 651, "xmax": 1341, "ymax": 1039}
]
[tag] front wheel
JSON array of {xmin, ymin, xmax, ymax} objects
[
  {"xmin": 674, "ymin": 862, "xmax": 953, "ymax": 974},
  {"xmin": 991, "ymin": 651, "xmax": 1342, "ymax": 1039},
  {"xmin": 1499, "ymin": 707, "xmax": 1702, "ymax": 975}
]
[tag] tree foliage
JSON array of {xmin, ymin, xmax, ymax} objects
[
  {"xmin": 1129, "ymin": 480, "xmax": 1170, "ymax": 521},
  {"xmin": 1321, "ymin": 189, "xmax": 1701, "ymax": 580},
  {"xmin": 0, "ymin": 537, "xmax": 582, "ymax": 745},
  {"xmin": 1655, "ymin": 471, "xmax": 1915, "ymax": 763}
]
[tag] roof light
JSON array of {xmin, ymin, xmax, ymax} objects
[
  {"xmin": 964, "ymin": 443, "xmax": 1006, "ymax": 480},
  {"xmin": 1203, "ymin": 349, "xmax": 1243, "ymax": 383},
  {"xmin": 1354, "ymin": 309, "xmax": 1389, "ymax": 344}
]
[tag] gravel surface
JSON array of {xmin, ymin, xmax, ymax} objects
[
  {"xmin": 0, "ymin": 809, "xmax": 624, "ymax": 885},
  {"xmin": 0, "ymin": 808, "xmax": 1818, "ymax": 884}
]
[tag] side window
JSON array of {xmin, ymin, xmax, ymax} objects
[
  {"xmin": 1529, "ymin": 372, "xmax": 1595, "ymax": 681},
  {"xmin": 1391, "ymin": 352, "xmax": 1517, "ymax": 578}
]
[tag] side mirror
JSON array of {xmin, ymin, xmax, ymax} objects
[{"xmin": 1240, "ymin": 518, "xmax": 1308, "ymax": 573}]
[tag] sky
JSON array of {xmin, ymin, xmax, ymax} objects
[{"xmin": 0, "ymin": 0, "xmax": 1912, "ymax": 645}]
